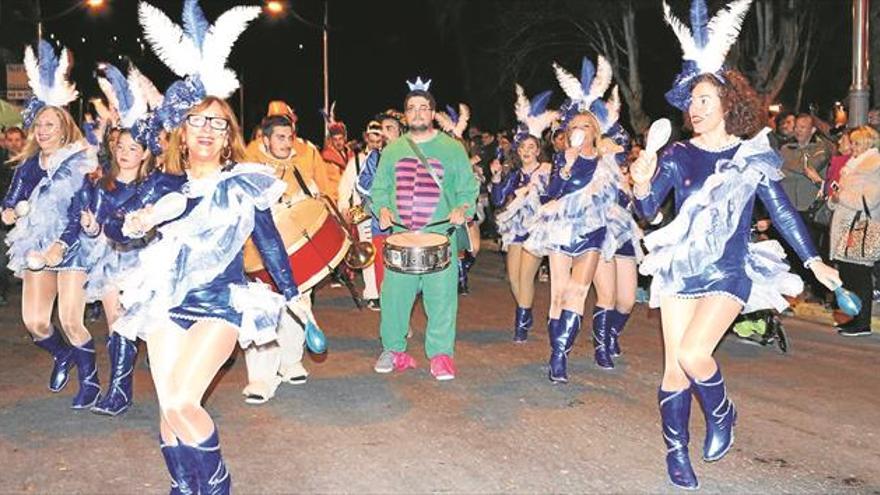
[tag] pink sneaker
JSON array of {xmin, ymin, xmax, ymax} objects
[
  {"xmin": 429, "ymin": 354, "xmax": 456, "ymax": 381},
  {"xmin": 392, "ymin": 351, "xmax": 417, "ymax": 371}
]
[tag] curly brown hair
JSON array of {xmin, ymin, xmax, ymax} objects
[{"xmin": 689, "ymin": 70, "xmax": 764, "ymax": 138}]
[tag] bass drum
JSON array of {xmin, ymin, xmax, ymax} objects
[{"xmin": 243, "ymin": 197, "xmax": 350, "ymax": 292}]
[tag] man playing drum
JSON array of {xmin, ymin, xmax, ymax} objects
[
  {"xmin": 240, "ymin": 113, "xmax": 325, "ymax": 403},
  {"xmin": 372, "ymin": 79, "xmax": 479, "ymax": 380}
]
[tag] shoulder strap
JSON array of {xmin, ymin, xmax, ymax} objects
[
  {"xmin": 404, "ymin": 135, "xmax": 455, "ymax": 215},
  {"xmin": 404, "ymin": 136, "xmax": 442, "ymax": 187}
]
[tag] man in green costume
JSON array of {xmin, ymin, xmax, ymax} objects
[{"xmin": 371, "ymin": 79, "xmax": 478, "ymax": 380}]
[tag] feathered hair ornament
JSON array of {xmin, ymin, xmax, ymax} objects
[
  {"xmin": 553, "ymin": 55, "xmax": 612, "ymax": 130},
  {"xmin": 96, "ymin": 62, "xmax": 164, "ymax": 154},
  {"xmin": 512, "ymin": 85, "xmax": 557, "ymax": 147},
  {"xmin": 434, "ymin": 103, "xmax": 470, "ymax": 139},
  {"xmin": 21, "ymin": 40, "xmax": 79, "ymax": 128},
  {"xmin": 138, "ymin": 0, "xmax": 260, "ymax": 129},
  {"xmin": 320, "ymin": 101, "xmax": 347, "ymax": 136},
  {"xmin": 663, "ymin": 0, "xmax": 753, "ymax": 110}
]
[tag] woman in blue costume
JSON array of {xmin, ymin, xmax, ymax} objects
[
  {"xmin": 581, "ymin": 86, "xmax": 645, "ymax": 371},
  {"xmin": 492, "ymin": 85, "xmax": 555, "ymax": 343},
  {"xmin": 113, "ymin": 2, "xmax": 311, "ymax": 492},
  {"xmin": 64, "ymin": 62, "xmax": 186, "ymax": 416},
  {"xmin": 2, "ymin": 40, "xmax": 102, "ymax": 409},
  {"xmin": 524, "ymin": 55, "xmax": 623, "ymax": 383},
  {"xmin": 630, "ymin": 0, "xmax": 841, "ymax": 489}
]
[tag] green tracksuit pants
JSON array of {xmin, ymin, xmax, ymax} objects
[{"xmin": 379, "ymin": 256, "xmax": 459, "ymax": 358}]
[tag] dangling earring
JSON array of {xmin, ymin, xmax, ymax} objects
[
  {"xmin": 221, "ymin": 144, "xmax": 232, "ymax": 164},
  {"xmin": 180, "ymin": 143, "xmax": 189, "ymax": 167}
]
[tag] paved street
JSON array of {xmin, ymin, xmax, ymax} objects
[{"xmin": 1, "ymin": 251, "xmax": 878, "ymax": 494}]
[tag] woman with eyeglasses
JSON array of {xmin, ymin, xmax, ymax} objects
[
  {"xmin": 3, "ymin": 103, "xmax": 101, "ymax": 409},
  {"xmin": 111, "ymin": 95, "xmax": 308, "ymax": 492}
]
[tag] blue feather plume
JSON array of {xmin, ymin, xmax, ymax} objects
[
  {"xmin": 101, "ymin": 64, "xmax": 135, "ymax": 116},
  {"xmin": 182, "ymin": 0, "xmax": 210, "ymax": 49},
  {"xmin": 691, "ymin": 0, "xmax": 709, "ymax": 48},
  {"xmin": 38, "ymin": 40, "xmax": 58, "ymax": 88},
  {"xmin": 529, "ymin": 90, "xmax": 552, "ymax": 116},
  {"xmin": 589, "ymin": 100, "xmax": 608, "ymax": 125},
  {"xmin": 446, "ymin": 104, "xmax": 460, "ymax": 124},
  {"xmin": 579, "ymin": 57, "xmax": 595, "ymax": 93}
]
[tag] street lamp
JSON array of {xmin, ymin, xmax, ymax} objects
[
  {"xmin": 264, "ymin": 0, "xmax": 331, "ymax": 133},
  {"xmin": 265, "ymin": 1, "xmax": 286, "ymax": 16},
  {"xmin": 36, "ymin": 0, "xmax": 109, "ymax": 42}
]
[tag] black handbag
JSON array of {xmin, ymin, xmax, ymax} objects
[{"xmin": 805, "ymin": 195, "xmax": 832, "ymax": 226}]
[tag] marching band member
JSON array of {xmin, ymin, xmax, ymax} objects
[
  {"xmin": 631, "ymin": 0, "xmax": 841, "ymax": 488},
  {"xmin": 240, "ymin": 113, "xmax": 320, "ymax": 403},
  {"xmin": 581, "ymin": 86, "xmax": 644, "ymax": 369},
  {"xmin": 115, "ymin": 2, "xmax": 311, "ymax": 491},
  {"xmin": 338, "ymin": 120, "xmax": 386, "ymax": 310},
  {"xmin": 372, "ymin": 78, "xmax": 479, "ymax": 380},
  {"xmin": 523, "ymin": 55, "xmax": 622, "ymax": 383},
  {"xmin": 76, "ymin": 62, "xmax": 184, "ymax": 416},
  {"xmin": 492, "ymin": 85, "xmax": 556, "ymax": 342},
  {"xmin": 2, "ymin": 40, "xmax": 101, "ymax": 409}
]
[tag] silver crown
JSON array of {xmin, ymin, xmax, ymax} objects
[{"xmin": 406, "ymin": 76, "xmax": 432, "ymax": 92}]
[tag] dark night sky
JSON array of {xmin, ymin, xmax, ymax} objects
[{"xmin": 0, "ymin": 0, "xmax": 854, "ymax": 142}]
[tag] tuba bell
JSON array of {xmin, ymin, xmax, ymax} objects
[
  {"xmin": 319, "ymin": 195, "xmax": 376, "ymax": 269},
  {"xmin": 348, "ymin": 204, "xmax": 370, "ymax": 225}
]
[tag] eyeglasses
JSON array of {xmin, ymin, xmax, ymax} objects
[
  {"xmin": 186, "ymin": 114, "xmax": 230, "ymax": 131},
  {"xmin": 405, "ymin": 105, "xmax": 432, "ymax": 115}
]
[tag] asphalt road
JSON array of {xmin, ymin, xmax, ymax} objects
[{"xmin": 1, "ymin": 252, "xmax": 878, "ymax": 494}]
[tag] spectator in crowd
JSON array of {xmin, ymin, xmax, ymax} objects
[
  {"xmin": 829, "ymin": 126, "xmax": 880, "ymax": 337},
  {"xmin": 4, "ymin": 127, "xmax": 26, "ymax": 157},
  {"xmin": 778, "ymin": 113, "xmax": 833, "ymax": 302},
  {"xmin": 770, "ymin": 111, "xmax": 796, "ymax": 149}
]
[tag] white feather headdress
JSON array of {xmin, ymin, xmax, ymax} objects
[
  {"xmin": 663, "ymin": 0, "xmax": 753, "ymax": 110},
  {"xmin": 138, "ymin": 0, "xmax": 261, "ymax": 98},
  {"xmin": 96, "ymin": 63, "xmax": 149, "ymax": 129},
  {"xmin": 435, "ymin": 103, "xmax": 470, "ymax": 139},
  {"xmin": 21, "ymin": 40, "xmax": 79, "ymax": 127},
  {"xmin": 514, "ymin": 84, "xmax": 558, "ymax": 139}
]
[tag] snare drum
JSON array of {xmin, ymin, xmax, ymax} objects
[{"xmin": 383, "ymin": 232, "xmax": 451, "ymax": 275}]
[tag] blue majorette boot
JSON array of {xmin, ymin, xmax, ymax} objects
[
  {"xmin": 547, "ymin": 318, "xmax": 564, "ymax": 382},
  {"xmin": 513, "ymin": 306, "xmax": 533, "ymax": 343},
  {"xmin": 182, "ymin": 429, "xmax": 231, "ymax": 495},
  {"xmin": 549, "ymin": 310, "xmax": 582, "ymax": 383},
  {"xmin": 691, "ymin": 367, "xmax": 737, "ymax": 462},
  {"xmin": 70, "ymin": 339, "xmax": 101, "ymax": 409},
  {"xmin": 92, "ymin": 333, "xmax": 138, "ymax": 416},
  {"xmin": 659, "ymin": 387, "xmax": 699, "ymax": 490},
  {"xmin": 608, "ymin": 309, "xmax": 631, "ymax": 357},
  {"xmin": 33, "ymin": 327, "xmax": 75, "ymax": 392},
  {"xmin": 592, "ymin": 307, "xmax": 614, "ymax": 369},
  {"xmin": 160, "ymin": 439, "xmax": 198, "ymax": 495}
]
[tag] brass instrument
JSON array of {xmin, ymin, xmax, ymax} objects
[
  {"xmin": 348, "ymin": 204, "xmax": 371, "ymax": 225},
  {"xmin": 319, "ymin": 195, "xmax": 376, "ymax": 269}
]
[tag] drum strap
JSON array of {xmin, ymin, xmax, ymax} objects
[
  {"xmin": 290, "ymin": 165, "xmax": 315, "ymax": 198},
  {"xmin": 405, "ymin": 137, "xmax": 472, "ymax": 250}
]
